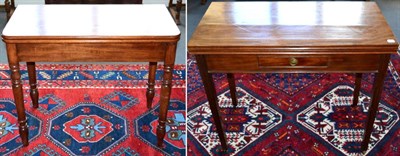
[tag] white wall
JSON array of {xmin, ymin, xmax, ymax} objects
[{"xmin": 2, "ymin": 0, "xmax": 184, "ymax": 5}]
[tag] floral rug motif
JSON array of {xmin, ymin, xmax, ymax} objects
[{"xmin": 0, "ymin": 64, "xmax": 186, "ymax": 156}]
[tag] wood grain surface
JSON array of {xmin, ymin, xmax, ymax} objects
[{"xmin": 189, "ymin": 2, "xmax": 398, "ymax": 54}]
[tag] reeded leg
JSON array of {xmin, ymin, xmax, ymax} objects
[
  {"xmin": 361, "ymin": 55, "xmax": 390, "ymax": 152},
  {"xmin": 27, "ymin": 62, "xmax": 39, "ymax": 109},
  {"xmin": 157, "ymin": 43, "xmax": 177, "ymax": 147},
  {"xmin": 196, "ymin": 55, "xmax": 228, "ymax": 151},
  {"xmin": 352, "ymin": 73, "xmax": 362, "ymax": 107},
  {"xmin": 227, "ymin": 73, "xmax": 238, "ymax": 108},
  {"xmin": 147, "ymin": 62, "xmax": 157, "ymax": 109},
  {"xmin": 6, "ymin": 44, "xmax": 29, "ymax": 146}
]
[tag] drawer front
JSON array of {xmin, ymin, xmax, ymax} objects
[
  {"xmin": 205, "ymin": 54, "xmax": 381, "ymax": 73},
  {"xmin": 17, "ymin": 43, "xmax": 165, "ymax": 62},
  {"xmin": 258, "ymin": 56, "xmax": 328, "ymax": 68}
]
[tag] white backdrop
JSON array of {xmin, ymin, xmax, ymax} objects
[{"xmin": 2, "ymin": 0, "xmax": 186, "ymax": 5}]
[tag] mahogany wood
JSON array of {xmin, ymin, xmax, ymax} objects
[
  {"xmin": 6, "ymin": 43, "xmax": 28, "ymax": 146},
  {"xmin": 147, "ymin": 62, "xmax": 157, "ymax": 109},
  {"xmin": 2, "ymin": 5, "xmax": 180, "ymax": 147},
  {"xmin": 361, "ymin": 54, "xmax": 391, "ymax": 152},
  {"xmin": 156, "ymin": 43, "xmax": 177, "ymax": 147},
  {"xmin": 196, "ymin": 55, "xmax": 228, "ymax": 150},
  {"xmin": 189, "ymin": 2, "xmax": 398, "ymax": 54},
  {"xmin": 353, "ymin": 73, "xmax": 362, "ymax": 107},
  {"xmin": 16, "ymin": 43, "xmax": 166, "ymax": 62},
  {"xmin": 27, "ymin": 62, "xmax": 39, "ymax": 108},
  {"xmin": 205, "ymin": 54, "xmax": 381, "ymax": 73},
  {"xmin": 188, "ymin": 2, "xmax": 398, "ymax": 152},
  {"xmin": 258, "ymin": 56, "xmax": 328, "ymax": 68}
]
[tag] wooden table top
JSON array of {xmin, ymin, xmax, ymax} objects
[
  {"xmin": 189, "ymin": 2, "xmax": 398, "ymax": 54},
  {"xmin": 2, "ymin": 5, "xmax": 180, "ymax": 41}
]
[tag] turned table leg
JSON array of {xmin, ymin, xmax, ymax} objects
[
  {"xmin": 361, "ymin": 54, "xmax": 390, "ymax": 152},
  {"xmin": 352, "ymin": 73, "xmax": 362, "ymax": 107},
  {"xmin": 27, "ymin": 62, "xmax": 39, "ymax": 109},
  {"xmin": 227, "ymin": 73, "xmax": 238, "ymax": 108},
  {"xmin": 157, "ymin": 43, "xmax": 176, "ymax": 147},
  {"xmin": 196, "ymin": 55, "xmax": 228, "ymax": 151},
  {"xmin": 6, "ymin": 44, "xmax": 29, "ymax": 146},
  {"xmin": 147, "ymin": 62, "xmax": 157, "ymax": 109}
]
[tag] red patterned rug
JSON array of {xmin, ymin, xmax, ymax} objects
[
  {"xmin": 187, "ymin": 51, "xmax": 400, "ymax": 156},
  {"xmin": 0, "ymin": 64, "xmax": 186, "ymax": 156}
]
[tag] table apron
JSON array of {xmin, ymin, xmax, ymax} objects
[
  {"xmin": 16, "ymin": 43, "xmax": 167, "ymax": 62},
  {"xmin": 204, "ymin": 54, "xmax": 387, "ymax": 73}
]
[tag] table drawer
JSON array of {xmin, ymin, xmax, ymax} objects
[
  {"xmin": 258, "ymin": 56, "xmax": 328, "ymax": 68},
  {"xmin": 205, "ymin": 54, "xmax": 381, "ymax": 73}
]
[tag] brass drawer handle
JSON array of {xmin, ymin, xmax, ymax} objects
[{"xmin": 289, "ymin": 57, "xmax": 298, "ymax": 66}]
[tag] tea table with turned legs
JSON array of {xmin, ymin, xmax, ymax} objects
[{"xmin": 2, "ymin": 4, "xmax": 180, "ymax": 147}]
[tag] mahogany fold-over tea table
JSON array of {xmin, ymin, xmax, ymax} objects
[
  {"xmin": 188, "ymin": 2, "xmax": 398, "ymax": 153},
  {"xmin": 2, "ymin": 5, "xmax": 180, "ymax": 147}
]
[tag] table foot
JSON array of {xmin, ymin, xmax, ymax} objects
[
  {"xmin": 156, "ymin": 120, "xmax": 166, "ymax": 147},
  {"xmin": 147, "ymin": 62, "xmax": 157, "ymax": 109},
  {"xmin": 19, "ymin": 119, "xmax": 29, "ymax": 146},
  {"xmin": 27, "ymin": 62, "xmax": 39, "ymax": 109}
]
